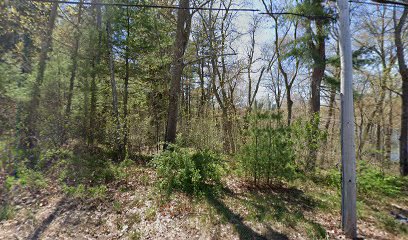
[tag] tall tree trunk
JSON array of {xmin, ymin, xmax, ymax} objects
[
  {"xmin": 83, "ymin": 76, "xmax": 89, "ymax": 140},
  {"xmin": 325, "ymin": 86, "xmax": 336, "ymax": 132},
  {"xmin": 310, "ymin": 19, "xmax": 326, "ymax": 116},
  {"xmin": 17, "ymin": 33, "xmax": 33, "ymax": 149},
  {"xmin": 286, "ymin": 87, "xmax": 294, "ymax": 125},
  {"xmin": 395, "ymin": 7, "xmax": 408, "ymax": 176},
  {"xmin": 106, "ymin": 16, "xmax": 123, "ymax": 161},
  {"xmin": 385, "ymin": 90, "xmax": 393, "ymax": 162},
  {"xmin": 376, "ymin": 122, "xmax": 383, "ymax": 161},
  {"xmin": 21, "ymin": 33, "xmax": 34, "ymax": 74},
  {"xmin": 272, "ymin": 15, "xmax": 298, "ymax": 126},
  {"xmin": 63, "ymin": 0, "xmax": 83, "ymax": 144},
  {"xmin": 359, "ymin": 89, "xmax": 385, "ymax": 154},
  {"xmin": 88, "ymin": 0, "xmax": 102, "ymax": 146},
  {"xmin": 164, "ymin": 0, "xmax": 191, "ymax": 146},
  {"xmin": 25, "ymin": 2, "xmax": 58, "ymax": 150},
  {"xmin": 198, "ymin": 58, "xmax": 206, "ymax": 118},
  {"xmin": 306, "ymin": 17, "xmax": 326, "ymax": 172},
  {"xmin": 221, "ymin": 109, "xmax": 231, "ymax": 154},
  {"xmin": 123, "ymin": 7, "xmax": 130, "ymax": 159}
]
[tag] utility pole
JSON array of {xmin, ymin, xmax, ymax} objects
[{"xmin": 337, "ymin": 0, "xmax": 357, "ymax": 238}]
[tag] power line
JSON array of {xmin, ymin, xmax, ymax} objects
[
  {"xmin": 259, "ymin": 12, "xmax": 336, "ymax": 20},
  {"xmin": 30, "ymin": 0, "xmax": 407, "ymax": 19},
  {"xmin": 350, "ymin": 0, "xmax": 407, "ymax": 9},
  {"xmin": 30, "ymin": 0, "xmax": 260, "ymax": 12},
  {"xmin": 372, "ymin": 0, "xmax": 408, "ymax": 7},
  {"xmin": 31, "ymin": 0, "xmax": 336, "ymax": 19}
]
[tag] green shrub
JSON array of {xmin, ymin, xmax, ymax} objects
[
  {"xmin": 57, "ymin": 154, "xmax": 116, "ymax": 186},
  {"xmin": 111, "ymin": 158, "xmax": 134, "ymax": 180},
  {"xmin": 17, "ymin": 165, "xmax": 47, "ymax": 191},
  {"xmin": 38, "ymin": 148, "xmax": 72, "ymax": 171},
  {"xmin": 62, "ymin": 184, "xmax": 107, "ymax": 199},
  {"xmin": 320, "ymin": 168, "xmax": 341, "ymax": 189},
  {"xmin": 321, "ymin": 162, "xmax": 407, "ymax": 197},
  {"xmin": 4, "ymin": 176, "xmax": 17, "ymax": 191},
  {"xmin": 238, "ymin": 111, "xmax": 297, "ymax": 185},
  {"xmin": 358, "ymin": 161, "xmax": 406, "ymax": 197},
  {"xmin": 151, "ymin": 145, "xmax": 224, "ymax": 196},
  {"xmin": 291, "ymin": 115, "xmax": 327, "ymax": 171},
  {"xmin": 0, "ymin": 204, "xmax": 15, "ymax": 221}
]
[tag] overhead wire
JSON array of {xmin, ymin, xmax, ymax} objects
[
  {"xmin": 30, "ymin": 0, "xmax": 260, "ymax": 12},
  {"xmin": 349, "ymin": 0, "xmax": 407, "ymax": 9},
  {"xmin": 28, "ymin": 0, "xmax": 406, "ymax": 36},
  {"xmin": 29, "ymin": 0, "xmax": 408, "ymax": 21},
  {"xmin": 30, "ymin": 0, "xmax": 336, "ymax": 19}
]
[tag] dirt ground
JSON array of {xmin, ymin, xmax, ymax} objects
[{"xmin": 0, "ymin": 167, "xmax": 407, "ymax": 240}]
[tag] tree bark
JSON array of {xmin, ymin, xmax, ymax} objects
[
  {"xmin": 164, "ymin": 0, "xmax": 192, "ymax": 146},
  {"xmin": 395, "ymin": 7, "xmax": 408, "ymax": 176},
  {"xmin": 385, "ymin": 89, "xmax": 393, "ymax": 162},
  {"xmin": 310, "ymin": 19, "xmax": 326, "ymax": 116},
  {"xmin": 306, "ymin": 16, "xmax": 326, "ymax": 172},
  {"xmin": 106, "ymin": 15, "xmax": 123, "ymax": 160},
  {"xmin": 325, "ymin": 86, "xmax": 336, "ymax": 132},
  {"xmin": 88, "ymin": 0, "xmax": 102, "ymax": 146},
  {"xmin": 123, "ymin": 7, "xmax": 130, "ymax": 159},
  {"xmin": 271, "ymin": 15, "xmax": 299, "ymax": 126}
]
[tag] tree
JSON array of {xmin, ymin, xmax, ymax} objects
[
  {"xmin": 63, "ymin": 0, "xmax": 84, "ymax": 144},
  {"xmin": 246, "ymin": 15, "xmax": 266, "ymax": 114},
  {"xmin": 88, "ymin": 0, "xmax": 103, "ymax": 146},
  {"xmin": 197, "ymin": 0, "xmax": 243, "ymax": 154},
  {"xmin": 164, "ymin": 0, "xmax": 192, "ymax": 146},
  {"xmin": 261, "ymin": 0, "xmax": 300, "ymax": 126},
  {"xmin": 394, "ymin": 5, "xmax": 408, "ymax": 176},
  {"xmin": 106, "ymin": 7, "xmax": 123, "ymax": 160},
  {"xmin": 123, "ymin": 6, "xmax": 131, "ymax": 159},
  {"xmin": 24, "ymin": 2, "xmax": 59, "ymax": 151}
]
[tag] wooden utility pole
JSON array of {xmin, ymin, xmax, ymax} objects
[{"xmin": 337, "ymin": 0, "xmax": 357, "ymax": 238}]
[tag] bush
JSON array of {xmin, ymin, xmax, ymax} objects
[
  {"xmin": 38, "ymin": 148, "xmax": 73, "ymax": 171},
  {"xmin": 321, "ymin": 162, "xmax": 407, "ymax": 197},
  {"xmin": 57, "ymin": 154, "xmax": 116, "ymax": 186},
  {"xmin": 238, "ymin": 111, "xmax": 297, "ymax": 185},
  {"xmin": 62, "ymin": 184, "xmax": 108, "ymax": 199},
  {"xmin": 290, "ymin": 115, "xmax": 327, "ymax": 171},
  {"xmin": 151, "ymin": 145, "xmax": 224, "ymax": 196},
  {"xmin": 16, "ymin": 165, "xmax": 47, "ymax": 191},
  {"xmin": 358, "ymin": 161, "xmax": 406, "ymax": 197},
  {"xmin": 0, "ymin": 204, "xmax": 15, "ymax": 221}
]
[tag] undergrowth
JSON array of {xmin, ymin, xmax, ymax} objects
[
  {"xmin": 320, "ymin": 161, "xmax": 407, "ymax": 198},
  {"xmin": 151, "ymin": 145, "xmax": 224, "ymax": 197}
]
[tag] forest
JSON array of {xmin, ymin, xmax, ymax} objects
[{"xmin": 1, "ymin": 0, "xmax": 408, "ymax": 239}]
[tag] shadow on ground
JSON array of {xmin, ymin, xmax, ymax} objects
[
  {"xmin": 205, "ymin": 183, "xmax": 326, "ymax": 239},
  {"xmin": 205, "ymin": 188, "xmax": 288, "ymax": 240},
  {"xmin": 29, "ymin": 197, "xmax": 75, "ymax": 240}
]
